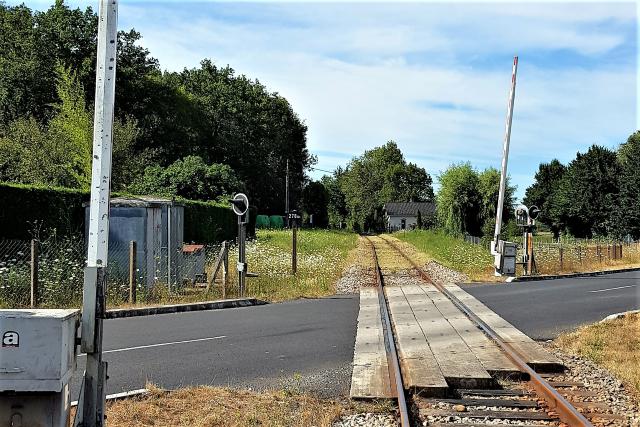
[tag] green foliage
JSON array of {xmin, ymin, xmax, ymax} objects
[
  {"xmin": 0, "ymin": 65, "xmax": 140, "ymax": 189},
  {"xmin": 0, "ymin": 182, "xmax": 86, "ymax": 239},
  {"xmin": 301, "ymin": 181, "xmax": 329, "ymax": 227},
  {"xmin": 339, "ymin": 141, "xmax": 434, "ymax": 231},
  {"xmin": 617, "ymin": 131, "xmax": 640, "ymax": 239},
  {"xmin": 0, "ymin": 181, "xmax": 237, "ymax": 243},
  {"xmin": 0, "ymin": 2, "xmax": 311, "ymax": 213},
  {"xmin": 436, "ymin": 163, "xmax": 480, "ymax": 235},
  {"xmin": 436, "ymin": 163, "xmax": 514, "ymax": 237},
  {"xmin": 321, "ymin": 170, "xmax": 348, "ymax": 228},
  {"xmin": 523, "ymin": 159, "xmax": 566, "ymax": 237},
  {"xmin": 181, "ymin": 198, "xmax": 238, "ymax": 243},
  {"xmin": 549, "ymin": 145, "xmax": 620, "ymax": 238},
  {"xmin": 129, "ymin": 156, "xmax": 243, "ymax": 202}
]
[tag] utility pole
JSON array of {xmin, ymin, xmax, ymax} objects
[
  {"xmin": 75, "ymin": 1, "xmax": 118, "ymax": 426},
  {"xmin": 285, "ymin": 159, "xmax": 290, "ymax": 228}
]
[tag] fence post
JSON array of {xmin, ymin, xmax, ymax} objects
[
  {"xmin": 30, "ymin": 239, "xmax": 39, "ymax": 308},
  {"xmin": 222, "ymin": 241, "xmax": 228, "ymax": 299},
  {"xmin": 559, "ymin": 245, "xmax": 563, "ymax": 271},
  {"xmin": 620, "ymin": 243, "xmax": 623, "ymax": 260},
  {"xmin": 129, "ymin": 241, "xmax": 137, "ymax": 304},
  {"xmin": 597, "ymin": 245, "xmax": 602, "ymax": 263}
]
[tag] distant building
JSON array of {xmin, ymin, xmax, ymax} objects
[{"xmin": 383, "ymin": 202, "xmax": 436, "ymax": 232}]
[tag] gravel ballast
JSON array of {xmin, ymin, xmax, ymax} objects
[{"xmin": 332, "ymin": 413, "xmax": 398, "ymax": 427}]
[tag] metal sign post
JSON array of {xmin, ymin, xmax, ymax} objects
[
  {"xmin": 74, "ymin": 1, "xmax": 118, "ymax": 426},
  {"xmin": 230, "ymin": 193, "xmax": 249, "ymax": 297}
]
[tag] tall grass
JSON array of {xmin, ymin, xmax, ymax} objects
[
  {"xmin": 393, "ymin": 230, "xmax": 494, "ymax": 281},
  {"xmin": 222, "ymin": 229, "xmax": 358, "ymax": 301}
]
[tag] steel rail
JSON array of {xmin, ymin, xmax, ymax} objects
[
  {"xmin": 378, "ymin": 235, "xmax": 593, "ymax": 427},
  {"xmin": 366, "ymin": 237, "xmax": 411, "ymax": 427}
]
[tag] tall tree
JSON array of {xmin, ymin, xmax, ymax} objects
[
  {"xmin": 523, "ymin": 159, "xmax": 566, "ymax": 237},
  {"xmin": 300, "ymin": 181, "xmax": 329, "ymax": 228},
  {"xmin": 436, "ymin": 163, "xmax": 481, "ymax": 236},
  {"xmin": 549, "ymin": 145, "xmax": 620, "ymax": 237},
  {"xmin": 321, "ymin": 169, "xmax": 348, "ymax": 228},
  {"xmin": 616, "ymin": 131, "xmax": 640, "ymax": 239},
  {"xmin": 478, "ymin": 167, "xmax": 516, "ymax": 236},
  {"xmin": 129, "ymin": 155, "xmax": 243, "ymax": 201},
  {"xmin": 340, "ymin": 141, "xmax": 433, "ymax": 230}
]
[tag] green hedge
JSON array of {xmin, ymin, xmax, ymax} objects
[
  {"xmin": 0, "ymin": 182, "xmax": 87, "ymax": 239},
  {"xmin": 181, "ymin": 199, "xmax": 237, "ymax": 243},
  {"xmin": 0, "ymin": 182, "xmax": 244, "ymax": 243}
]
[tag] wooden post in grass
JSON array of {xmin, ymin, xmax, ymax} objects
[
  {"xmin": 129, "ymin": 241, "xmax": 137, "ymax": 304},
  {"xmin": 559, "ymin": 245, "xmax": 563, "ymax": 271},
  {"xmin": 222, "ymin": 241, "xmax": 228, "ymax": 299},
  {"xmin": 30, "ymin": 239, "xmax": 39, "ymax": 308},
  {"xmin": 597, "ymin": 245, "xmax": 602, "ymax": 263},
  {"xmin": 292, "ymin": 226, "xmax": 298, "ymax": 275}
]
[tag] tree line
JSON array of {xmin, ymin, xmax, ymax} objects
[
  {"xmin": 301, "ymin": 141, "xmax": 513, "ymax": 237},
  {"xmin": 524, "ymin": 131, "xmax": 640, "ymax": 239},
  {"xmin": 0, "ymin": 1, "xmax": 312, "ymax": 213}
]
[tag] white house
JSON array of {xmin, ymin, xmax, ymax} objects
[{"xmin": 383, "ymin": 202, "xmax": 436, "ymax": 231}]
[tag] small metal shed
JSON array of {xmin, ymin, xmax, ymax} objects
[{"xmin": 84, "ymin": 196, "xmax": 184, "ymax": 288}]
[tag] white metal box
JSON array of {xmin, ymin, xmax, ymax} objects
[{"xmin": 0, "ymin": 309, "xmax": 79, "ymax": 392}]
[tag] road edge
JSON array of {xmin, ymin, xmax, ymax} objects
[
  {"xmin": 105, "ymin": 298, "xmax": 268, "ymax": 319},
  {"xmin": 512, "ymin": 266, "xmax": 640, "ymax": 282}
]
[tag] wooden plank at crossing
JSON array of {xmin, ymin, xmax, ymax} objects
[
  {"xmin": 384, "ymin": 286, "xmax": 448, "ymax": 395},
  {"xmin": 418, "ymin": 284, "xmax": 521, "ymax": 377},
  {"xmin": 400, "ymin": 285, "xmax": 494, "ymax": 389},
  {"xmin": 442, "ymin": 283, "xmax": 564, "ymax": 371},
  {"xmin": 350, "ymin": 288, "xmax": 394, "ymax": 399}
]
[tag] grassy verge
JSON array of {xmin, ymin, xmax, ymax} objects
[
  {"xmin": 224, "ymin": 229, "xmax": 359, "ymax": 301},
  {"xmin": 105, "ymin": 385, "xmax": 392, "ymax": 427},
  {"xmin": 556, "ymin": 314, "xmax": 640, "ymax": 402},
  {"xmin": 392, "ymin": 230, "xmax": 494, "ymax": 281}
]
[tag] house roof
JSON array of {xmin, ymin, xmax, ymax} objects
[{"xmin": 383, "ymin": 202, "xmax": 436, "ymax": 217}]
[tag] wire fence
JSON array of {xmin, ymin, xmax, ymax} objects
[
  {"xmin": 460, "ymin": 234, "xmax": 640, "ymax": 276},
  {"xmin": 520, "ymin": 240, "xmax": 640, "ymax": 275},
  {"xmin": 0, "ymin": 236, "xmax": 232, "ymax": 308}
]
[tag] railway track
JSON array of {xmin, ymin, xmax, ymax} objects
[{"xmin": 363, "ymin": 235, "xmax": 626, "ymax": 427}]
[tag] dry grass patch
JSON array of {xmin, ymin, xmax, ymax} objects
[
  {"xmin": 106, "ymin": 385, "xmax": 393, "ymax": 427},
  {"xmin": 556, "ymin": 313, "xmax": 640, "ymax": 402}
]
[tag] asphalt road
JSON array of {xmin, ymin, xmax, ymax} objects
[
  {"xmin": 465, "ymin": 270, "xmax": 640, "ymax": 340},
  {"xmin": 70, "ymin": 295, "xmax": 359, "ymax": 399},
  {"xmin": 69, "ymin": 270, "xmax": 639, "ymax": 400}
]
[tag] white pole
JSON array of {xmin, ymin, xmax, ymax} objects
[
  {"xmin": 493, "ymin": 56, "xmax": 518, "ymax": 252},
  {"xmin": 87, "ymin": 0, "xmax": 118, "ymax": 268},
  {"xmin": 77, "ymin": 1, "xmax": 118, "ymax": 426}
]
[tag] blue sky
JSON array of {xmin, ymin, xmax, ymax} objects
[{"xmin": 13, "ymin": 1, "xmax": 639, "ymax": 200}]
